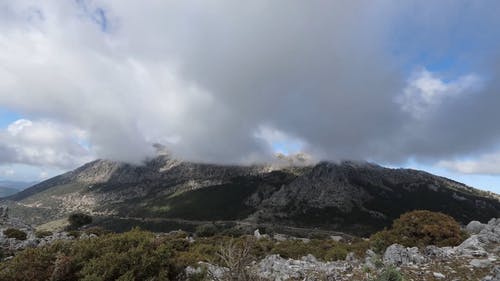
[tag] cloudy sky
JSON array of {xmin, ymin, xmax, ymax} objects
[{"xmin": 1, "ymin": 1, "xmax": 500, "ymax": 192}]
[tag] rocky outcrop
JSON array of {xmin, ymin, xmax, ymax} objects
[
  {"xmin": 457, "ymin": 218, "xmax": 500, "ymax": 258},
  {"xmin": 0, "ymin": 207, "xmax": 95, "ymax": 253},
  {"xmin": 254, "ymin": 254, "xmax": 351, "ymax": 281},
  {"xmin": 468, "ymin": 220, "xmax": 488, "ymax": 234},
  {"xmin": 383, "ymin": 244, "xmax": 427, "ymax": 266}
]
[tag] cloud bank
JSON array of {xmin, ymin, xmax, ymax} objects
[{"xmin": 1, "ymin": 1, "xmax": 500, "ymax": 174}]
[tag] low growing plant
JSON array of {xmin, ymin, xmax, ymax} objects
[{"xmin": 3, "ymin": 228, "xmax": 27, "ymax": 241}]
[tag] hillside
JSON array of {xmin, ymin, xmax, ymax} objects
[{"xmin": 3, "ymin": 156, "xmax": 500, "ymax": 235}]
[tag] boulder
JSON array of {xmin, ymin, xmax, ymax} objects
[
  {"xmin": 467, "ymin": 221, "xmax": 486, "ymax": 234},
  {"xmin": 478, "ymin": 218, "xmax": 500, "ymax": 244},
  {"xmin": 423, "ymin": 245, "xmax": 455, "ymax": 259},
  {"xmin": 456, "ymin": 235, "xmax": 488, "ymax": 257},
  {"xmin": 433, "ymin": 272, "xmax": 445, "ymax": 279},
  {"xmin": 470, "ymin": 258, "xmax": 494, "ymax": 268},
  {"xmin": 383, "ymin": 244, "xmax": 426, "ymax": 266},
  {"xmin": 254, "ymin": 254, "xmax": 349, "ymax": 281}
]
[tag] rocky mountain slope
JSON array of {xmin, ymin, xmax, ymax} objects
[{"xmin": 3, "ymin": 156, "xmax": 500, "ymax": 235}]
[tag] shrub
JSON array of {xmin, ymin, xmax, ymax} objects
[
  {"xmin": 4, "ymin": 228, "xmax": 27, "ymax": 240},
  {"xmin": 324, "ymin": 245, "xmax": 348, "ymax": 261},
  {"xmin": 375, "ymin": 266, "xmax": 405, "ymax": 281},
  {"xmin": 67, "ymin": 213, "xmax": 92, "ymax": 230},
  {"xmin": 391, "ymin": 210, "xmax": 465, "ymax": 247},
  {"xmin": 83, "ymin": 226, "xmax": 112, "ymax": 237},
  {"xmin": 195, "ymin": 223, "xmax": 218, "ymax": 237},
  {"xmin": 67, "ymin": 230, "xmax": 80, "ymax": 238},
  {"xmin": 35, "ymin": 230, "xmax": 52, "ymax": 239},
  {"xmin": 370, "ymin": 229, "xmax": 397, "ymax": 254},
  {"xmin": 370, "ymin": 210, "xmax": 466, "ymax": 252},
  {"xmin": 0, "ymin": 228, "xmax": 179, "ymax": 281}
]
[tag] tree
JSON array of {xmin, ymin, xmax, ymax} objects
[{"xmin": 67, "ymin": 213, "xmax": 92, "ymax": 230}]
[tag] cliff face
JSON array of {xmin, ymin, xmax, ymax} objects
[{"xmin": 3, "ymin": 157, "xmax": 500, "ymax": 235}]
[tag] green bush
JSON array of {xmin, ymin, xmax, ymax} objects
[
  {"xmin": 35, "ymin": 230, "xmax": 52, "ymax": 239},
  {"xmin": 0, "ymin": 229, "xmax": 178, "ymax": 281},
  {"xmin": 375, "ymin": 266, "xmax": 405, "ymax": 281},
  {"xmin": 67, "ymin": 213, "xmax": 92, "ymax": 230},
  {"xmin": 370, "ymin": 210, "xmax": 466, "ymax": 252},
  {"xmin": 3, "ymin": 228, "xmax": 27, "ymax": 240},
  {"xmin": 195, "ymin": 223, "xmax": 218, "ymax": 237},
  {"xmin": 83, "ymin": 226, "xmax": 112, "ymax": 237},
  {"xmin": 67, "ymin": 230, "xmax": 80, "ymax": 238},
  {"xmin": 270, "ymin": 239, "xmax": 356, "ymax": 261},
  {"xmin": 370, "ymin": 229, "xmax": 397, "ymax": 254}
]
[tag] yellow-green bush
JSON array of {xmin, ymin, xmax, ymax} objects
[
  {"xmin": 370, "ymin": 210, "xmax": 467, "ymax": 252},
  {"xmin": 35, "ymin": 230, "xmax": 52, "ymax": 239}
]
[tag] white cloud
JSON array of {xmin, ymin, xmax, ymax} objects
[
  {"xmin": 39, "ymin": 171, "xmax": 49, "ymax": 179},
  {"xmin": 397, "ymin": 69, "xmax": 482, "ymax": 119},
  {"xmin": 0, "ymin": 119, "xmax": 93, "ymax": 169},
  {"xmin": 0, "ymin": 0, "xmax": 500, "ymax": 173},
  {"xmin": 439, "ymin": 152, "xmax": 500, "ymax": 175},
  {"xmin": 2, "ymin": 169, "xmax": 14, "ymax": 176}
]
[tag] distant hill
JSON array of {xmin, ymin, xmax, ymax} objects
[
  {"xmin": 0, "ymin": 180, "xmax": 36, "ymax": 198},
  {"xmin": 0, "ymin": 180, "xmax": 36, "ymax": 190},
  {"xmin": 0, "ymin": 186, "xmax": 20, "ymax": 198},
  {"xmin": 3, "ymin": 156, "xmax": 500, "ymax": 236}
]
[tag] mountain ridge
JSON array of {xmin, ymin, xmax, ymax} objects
[{"xmin": 3, "ymin": 156, "xmax": 499, "ymax": 235}]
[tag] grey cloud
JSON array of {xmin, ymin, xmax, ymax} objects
[{"xmin": 1, "ymin": 1, "xmax": 500, "ymax": 168}]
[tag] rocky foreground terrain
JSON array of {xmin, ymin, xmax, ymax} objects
[
  {"xmin": 3, "ymin": 155, "xmax": 499, "ymax": 236},
  {"xmin": 0, "ymin": 206, "xmax": 499, "ymax": 281},
  {"xmin": 186, "ymin": 219, "xmax": 500, "ymax": 281},
  {"xmin": 0, "ymin": 207, "xmax": 95, "ymax": 253}
]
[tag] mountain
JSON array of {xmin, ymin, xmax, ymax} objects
[
  {"xmin": 0, "ymin": 180, "xmax": 35, "ymax": 190},
  {"xmin": 0, "ymin": 186, "xmax": 20, "ymax": 198},
  {"xmin": 0, "ymin": 180, "xmax": 36, "ymax": 198},
  {"xmin": 3, "ymin": 156, "xmax": 500, "ymax": 235}
]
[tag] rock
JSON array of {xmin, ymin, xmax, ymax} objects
[
  {"xmin": 254, "ymin": 254, "xmax": 349, "ymax": 281},
  {"xmin": 254, "ymin": 229, "xmax": 261, "ymax": 239},
  {"xmin": 482, "ymin": 265, "xmax": 500, "ymax": 281},
  {"xmin": 330, "ymin": 235, "xmax": 343, "ymax": 242},
  {"xmin": 345, "ymin": 252, "xmax": 357, "ymax": 263},
  {"xmin": 456, "ymin": 235, "xmax": 488, "ymax": 257},
  {"xmin": 184, "ymin": 265, "xmax": 203, "ymax": 277},
  {"xmin": 301, "ymin": 254, "xmax": 318, "ymax": 263},
  {"xmin": 424, "ymin": 245, "xmax": 455, "ymax": 259},
  {"xmin": 364, "ymin": 249, "xmax": 378, "ymax": 270},
  {"xmin": 0, "ymin": 206, "xmax": 9, "ymax": 219},
  {"xmin": 204, "ymin": 263, "xmax": 228, "ymax": 280},
  {"xmin": 273, "ymin": 233, "xmax": 287, "ymax": 242},
  {"xmin": 478, "ymin": 218, "xmax": 500, "ymax": 244},
  {"xmin": 383, "ymin": 244, "xmax": 426, "ymax": 266},
  {"xmin": 467, "ymin": 221, "xmax": 486, "ymax": 234},
  {"xmin": 433, "ymin": 272, "xmax": 445, "ymax": 279},
  {"xmin": 470, "ymin": 258, "xmax": 493, "ymax": 268}
]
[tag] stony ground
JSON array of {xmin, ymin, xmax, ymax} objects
[{"xmin": 187, "ymin": 219, "xmax": 500, "ymax": 281}]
